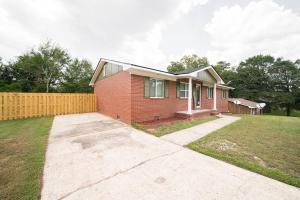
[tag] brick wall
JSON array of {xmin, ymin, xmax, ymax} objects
[
  {"xmin": 131, "ymin": 75, "xmax": 187, "ymax": 122},
  {"xmin": 201, "ymin": 85, "xmax": 214, "ymax": 110},
  {"xmin": 94, "ymin": 72, "xmax": 229, "ymax": 124},
  {"xmin": 217, "ymin": 89, "xmax": 229, "ymax": 112},
  {"xmin": 201, "ymin": 85, "xmax": 229, "ymax": 112},
  {"xmin": 93, "ymin": 71, "xmax": 132, "ymax": 123}
]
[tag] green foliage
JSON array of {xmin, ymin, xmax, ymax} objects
[
  {"xmin": 268, "ymin": 58, "xmax": 300, "ymax": 115},
  {"xmin": 0, "ymin": 41, "xmax": 93, "ymax": 93},
  {"xmin": 233, "ymin": 55, "xmax": 274, "ymax": 100},
  {"xmin": 167, "ymin": 54, "xmax": 209, "ymax": 73},
  {"xmin": 213, "ymin": 61, "xmax": 230, "ymax": 74},
  {"xmin": 61, "ymin": 58, "xmax": 93, "ymax": 93}
]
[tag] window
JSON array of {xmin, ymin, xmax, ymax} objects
[
  {"xmin": 207, "ymin": 87, "xmax": 213, "ymax": 99},
  {"xmin": 103, "ymin": 63, "xmax": 123, "ymax": 78},
  {"xmin": 221, "ymin": 90, "xmax": 227, "ymax": 99},
  {"xmin": 179, "ymin": 82, "xmax": 189, "ymax": 98},
  {"xmin": 150, "ymin": 79, "xmax": 164, "ymax": 98},
  {"xmin": 104, "ymin": 63, "xmax": 112, "ymax": 76}
]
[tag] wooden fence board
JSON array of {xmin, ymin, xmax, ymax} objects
[{"xmin": 0, "ymin": 92, "xmax": 97, "ymax": 120}]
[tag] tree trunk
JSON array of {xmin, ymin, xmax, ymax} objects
[{"xmin": 286, "ymin": 104, "xmax": 291, "ymax": 116}]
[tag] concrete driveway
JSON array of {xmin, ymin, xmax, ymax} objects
[{"xmin": 42, "ymin": 113, "xmax": 300, "ymax": 200}]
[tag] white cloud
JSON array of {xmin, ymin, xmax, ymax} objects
[
  {"xmin": 0, "ymin": 0, "xmax": 208, "ymax": 69},
  {"xmin": 1, "ymin": 0, "xmax": 299, "ymax": 69},
  {"xmin": 205, "ymin": 0, "xmax": 300, "ymax": 64},
  {"xmin": 116, "ymin": 0, "xmax": 208, "ymax": 69}
]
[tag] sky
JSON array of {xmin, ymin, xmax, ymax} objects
[{"xmin": 0, "ymin": 0, "xmax": 300, "ymax": 71}]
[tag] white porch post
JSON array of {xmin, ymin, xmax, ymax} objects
[
  {"xmin": 213, "ymin": 83, "xmax": 217, "ymax": 110},
  {"xmin": 188, "ymin": 77, "xmax": 192, "ymax": 114}
]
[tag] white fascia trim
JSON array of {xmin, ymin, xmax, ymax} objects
[{"xmin": 217, "ymin": 85, "xmax": 235, "ymax": 90}]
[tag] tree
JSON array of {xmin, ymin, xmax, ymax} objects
[
  {"xmin": 234, "ymin": 55, "xmax": 275, "ymax": 101},
  {"xmin": 213, "ymin": 61, "xmax": 236, "ymax": 85},
  {"xmin": 0, "ymin": 58, "xmax": 21, "ymax": 92},
  {"xmin": 61, "ymin": 58, "xmax": 93, "ymax": 93},
  {"xmin": 8, "ymin": 41, "xmax": 71, "ymax": 92},
  {"xmin": 31, "ymin": 41, "xmax": 70, "ymax": 92},
  {"xmin": 268, "ymin": 58, "xmax": 300, "ymax": 116},
  {"xmin": 166, "ymin": 61, "xmax": 185, "ymax": 73},
  {"xmin": 214, "ymin": 61, "xmax": 231, "ymax": 75},
  {"xmin": 167, "ymin": 54, "xmax": 209, "ymax": 73}
]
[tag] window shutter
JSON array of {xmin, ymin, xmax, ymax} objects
[
  {"xmin": 164, "ymin": 80, "xmax": 169, "ymax": 98},
  {"xmin": 144, "ymin": 77, "xmax": 150, "ymax": 98},
  {"xmin": 206, "ymin": 88, "xmax": 208, "ymax": 98},
  {"xmin": 176, "ymin": 82, "xmax": 180, "ymax": 98}
]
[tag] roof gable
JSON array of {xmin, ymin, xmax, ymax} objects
[{"xmin": 90, "ymin": 58, "xmax": 225, "ymax": 85}]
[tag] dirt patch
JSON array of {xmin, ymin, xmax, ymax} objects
[
  {"xmin": 204, "ymin": 139, "xmax": 238, "ymax": 151},
  {"xmin": 253, "ymin": 156, "xmax": 267, "ymax": 167}
]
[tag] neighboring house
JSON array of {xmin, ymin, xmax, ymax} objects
[
  {"xmin": 90, "ymin": 58, "xmax": 233, "ymax": 124},
  {"xmin": 228, "ymin": 98, "xmax": 266, "ymax": 115}
]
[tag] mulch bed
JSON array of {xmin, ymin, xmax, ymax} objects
[{"xmin": 139, "ymin": 117, "xmax": 191, "ymax": 129}]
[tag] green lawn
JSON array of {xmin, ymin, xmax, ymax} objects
[
  {"xmin": 133, "ymin": 116, "xmax": 218, "ymax": 137},
  {"xmin": 0, "ymin": 117, "xmax": 53, "ymax": 200},
  {"xmin": 265, "ymin": 109, "xmax": 300, "ymax": 117},
  {"xmin": 187, "ymin": 115, "xmax": 300, "ymax": 187}
]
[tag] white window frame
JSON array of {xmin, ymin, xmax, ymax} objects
[
  {"xmin": 207, "ymin": 87, "xmax": 213, "ymax": 99},
  {"xmin": 179, "ymin": 82, "xmax": 189, "ymax": 99},
  {"xmin": 150, "ymin": 78, "xmax": 164, "ymax": 98}
]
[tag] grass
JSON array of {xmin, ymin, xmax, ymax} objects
[
  {"xmin": 133, "ymin": 116, "xmax": 218, "ymax": 137},
  {"xmin": 265, "ymin": 109, "xmax": 300, "ymax": 117},
  {"xmin": 187, "ymin": 115, "xmax": 300, "ymax": 187},
  {"xmin": 0, "ymin": 117, "xmax": 54, "ymax": 200}
]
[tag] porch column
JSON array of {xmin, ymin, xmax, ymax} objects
[
  {"xmin": 188, "ymin": 77, "xmax": 192, "ymax": 114},
  {"xmin": 213, "ymin": 83, "xmax": 217, "ymax": 110}
]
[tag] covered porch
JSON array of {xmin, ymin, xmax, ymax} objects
[
  {"xmin": 173, "ymin": 66, "xmax": 233, "ymax": 117},
  {"xmin": 175, "ymin": 67, "xmax": 221, "ymax": 116}
]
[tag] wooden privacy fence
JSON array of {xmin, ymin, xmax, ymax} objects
[{"xmin": 0, "ymin": 92, "xmax": 97, "ymax": 121}]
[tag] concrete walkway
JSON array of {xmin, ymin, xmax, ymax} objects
[
  {"xmin": 42, "ymin": 113, "xmax": 300, "ymax": 200},
  {"xmin": 161, "ymin": 115, "xmax": 240, "ymax": 146}
]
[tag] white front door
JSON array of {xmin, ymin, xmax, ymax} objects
[{"xmin": 195, "ymin": 84, "xmax": 201, "ymax": 108}]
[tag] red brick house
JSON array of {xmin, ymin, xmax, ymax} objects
[{"xmin": 90, "ymin": 58, "xmax": 233, "ymax": 124}]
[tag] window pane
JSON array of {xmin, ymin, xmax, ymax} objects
[
  {"xmin": 180, "ymin": 91, "xmax": 186, "ymax": 98},
  {"xmin": 156, "ymin": 80, "xmax": 163, "ymax": 97},
  {"xmin": 111, "ymin": 64, "xmax": 118, "ymax": 74},
  {"xmin": 105, "ymin": 64, "xmax": 112, "ymax": 76},
  {"xmin": 185, "ymin": 91, "xmax": 188, "ymax": 98},
  {"xmin": 118, "ymin": 65, "xmax": 123, "ymax": 72},
  {"xmin": 150, "ymin": 80, "xmax": 156, "ymax": 97},
  {"xmin": 180, "ymin": 83, "xmax": 185, "ymax": 90},
  {"xmin": 184, "ymin": 83, "xmax": 188, "ymax": 90}
]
